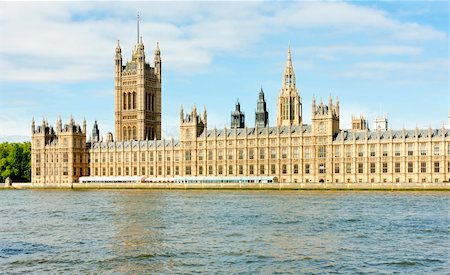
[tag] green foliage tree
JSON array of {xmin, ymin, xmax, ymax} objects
[{"xmin": 0, "ymin": 142, "xmax": 31, "ymax": 182}]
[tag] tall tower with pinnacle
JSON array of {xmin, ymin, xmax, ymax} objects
[
  {"xmin": 255, "ymin": 87, "xmax": 269, "ymax": 128},
  {"xmin": 231, "ymin": 100, "xmax": 245, "ymax": 129},
  {"xmin": 114, "ymin": 13, "xmax": 162, "ymax": 141},
  {"xmin": 276, "ymin": 45, "xmax": 302, "ymax": 127}
]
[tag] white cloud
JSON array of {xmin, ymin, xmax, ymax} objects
[{"xmin": 0, "ymin": 2, "xmax": 445, "ymax": 84}]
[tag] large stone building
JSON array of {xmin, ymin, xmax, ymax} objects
[{"xmin": 31, "ymin": 36, "xmax": 450, "ymax": 186}]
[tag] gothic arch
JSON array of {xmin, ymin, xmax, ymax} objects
[{"xmin": 123, "ymin": 126, "xmax": 127, "ymax": 140}]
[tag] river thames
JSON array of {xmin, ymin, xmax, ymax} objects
[{"xmin": 0, "ymin": 190, "xmax": 448, "ymax": 274}]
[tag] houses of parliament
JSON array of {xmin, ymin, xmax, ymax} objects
[{"xmin": 31, "ymin": 33, "xmax": 450, "ymax": 186}]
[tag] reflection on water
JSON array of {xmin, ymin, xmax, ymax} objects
[{"xmin": 0, "ymin": 190, "xmax": 449, "ymax": 273}]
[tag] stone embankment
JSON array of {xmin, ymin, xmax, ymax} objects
[{"xmin": 2, "ymin": 182, "xmax": 449, "ymax": 191}]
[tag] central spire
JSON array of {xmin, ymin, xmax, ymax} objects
[{"xmin": 283, "ymin": 44, "xmax": 296, "ymax": 91}]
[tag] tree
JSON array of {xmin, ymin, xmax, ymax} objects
[{"xmin": 0, "ymin": 142, "xmax": 31, "ymax": 182}]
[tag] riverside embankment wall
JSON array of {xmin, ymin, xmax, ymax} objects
[{"xmin": 3, "ymin": 182, "xmax": 450, "ymax": 191}]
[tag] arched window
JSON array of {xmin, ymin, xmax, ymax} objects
[
  {"xmin": 123, "ymin": 93, "xmax": 127, "ymax": 110},
  {"xmin": 128, "ymin": 127, "xmax": 132, "ymax": 141},
  {"xmin": 133, "ymin": 126, "xmax": 137, "ymax": 140},
  {"xmin": 123, "ymin": 127, "xmax": 127, "ymax": 140},
  {"xmin": 128, "ymin": 93, "xmax": 131, "ymax": 109},
  {"xmin": 133, "ymin": 92, "xmax": 136, "ymax": 109}
]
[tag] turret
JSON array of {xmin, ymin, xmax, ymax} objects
[
  {"xmin": 180, "ymin": 105, "xmax": 184, "ymax": 124},
  {"xmin": 255, "ymin": 87, "xmax": 269, "ymax": 128},
  {"xmin": 312, "ymin": 94, "xmax": 340, "ymax": 137},
  {"xmin": 115, "ymin": 40, "xmax": 123, "ymax": 74},
  {"xmin": 154, "ymin": 42, "xmax": 161, "ymax": 80},
  {"xmin": 82, "ymin": 117, "xmax": 86, "ymax": 134},
  {"xmin": 203, "ymin": 106, "xmax": 207, "ymax": 127},
  {"xmin": 92, "ymin": 120, "xmax": 100, "ymax": 143},
  {"xmin": 231, "ymin": 99, "xmax": 245, "ymax": 129},
  {"xmin": 56, "ymin": 116, "xmax": 62, "ymax": 133},
  {"xmin": 180, "ymin": 105, "xmax": 207, "ymax": 140},
  {"xmin": 31, "ymin": 118, "xmax": 35, "ymax": 134}
]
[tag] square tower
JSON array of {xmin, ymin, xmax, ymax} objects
[{"xmin": 114, "ymin": 38, "xmax": 162, "ymax": 141}]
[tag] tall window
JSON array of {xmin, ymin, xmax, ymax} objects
[
  {"xmin": 282, "ymin": 148, "xmax": 288, "ymax": 159},
  {"xmin": 370, "ymin": 163, "xmax": 376, "ymax": 174},
  {"xmin": 305, "ymin": 148, "xmax": 311, "ymax": 159},
  {"xmin": 370, "ymin": 145, "xmax": 376, "ymax": 157},
  {"xmin": 271, "ymin": 148, "xmax": 276, "ymax": 159},
  {"xmin": 185, "ymin": 150, "xmax": 191, "ymax": 161},
  {"xmin": 382, "ymin": 145, "xmax": 388, "ymax": 156},
  {"xmin": 319, "ymin": 163, "xmax": 326, "ymax": 174},
  {"xmin": 249, "ymin": 149, "xmax": 254, "ymax": 160},
  {"xmin": 208, "ymin": 150, "xmax": 213, "ymax": 160},
  {"xmin": 293, "ymin": 147, "xmax": 299, "ymax": 159},
  {"xmin": 358, "ymin": 163, "xmax": 363, "ymax": 174},
  {"xmin": 318, "ymin": 146, "xmax": 326, "ymax": 158},
  {"xmin": 334, "ymin": 147, "xmax": 340, "ymax": 157},
  {"xmin": 420, "ymin": 162, "xmax": 426, "ymax": 173},
  {"xmin": 358, "ymin": 146, "xmax": 363, "ymax": 157},
  {"xmin": 346, "ymin": 146, "xmax": 352, "ymax": 157},
  {"xmin": 259, "ymin": 148, "xmax": 265, "ymax": 160},
  {"xmin": 434, "ymin": 144, "xmax": 439, "ymax": 156},
  {"xmin": 421, "ymin": 144, "xmax": 427, "ymax": 156},
  {"xmin": 282, "ymin": 164, "xmax": 287, "ymax": 174},
  {"xmin": 408, "ymin": 162, "xmax": 413, "ymax": 173},
  {"xmin": 407, "ymin": 144, "xmax": 413, "ymax": 156},
  {"xmin": 395, "ymin": 144, "xmax": 400, "ymax": 156},
  {"xmin": 346, "ymin": 163, "xmax": 352, "ymax": 174},
  {"xmin": 382, "ymin": 163, "xmax": 388, "ymax": 173},
  {"xmin": 334, "ymin": 163, "xmax": 340, "ymax": 174},
  {"xmin": 434, "ymin": 162, "xmax": 440, "ymax": 173},
  {"xmin": 395, "ymin": 162, "xmax": 400, "ymax": 173}
]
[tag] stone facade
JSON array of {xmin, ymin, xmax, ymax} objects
[
  {"xmin": 31, "ymin": 38, "xmax": 450, "ymax": 185},
  {"xmin": 31, "ymin": 117, "xmax": 89, "ymax": 186},
  {"xmin": 114, "ymin": 38, "xmax": 161, "ymax": 141}
]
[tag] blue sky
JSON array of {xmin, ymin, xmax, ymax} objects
[{"xmin": 0, "ymin": 1, "xmax": 448, "ymax": 141}]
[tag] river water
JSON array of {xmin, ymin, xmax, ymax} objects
[{"xmin": 0, "ymin": 190, "xmax": 448, "ymax": 274}]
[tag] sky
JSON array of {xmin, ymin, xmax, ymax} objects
[{"xmin": 0, "ymin": 1, "xmax": 448, "ymax": 142}]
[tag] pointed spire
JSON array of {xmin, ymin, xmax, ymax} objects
[
  {"xmin": 286, "ymin": 43, "xmax": 292, "ymax": 68},
  {"xmin": 31, "ymin": 117, "xmax": 35, "ymax": 133},
  {"xmin": 115, "ymin": 40, "xmax": 121, "ymax": 54},
  {"xmin": 180, "ymin": 105, "xmax": 184, "ymax": 122}
]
